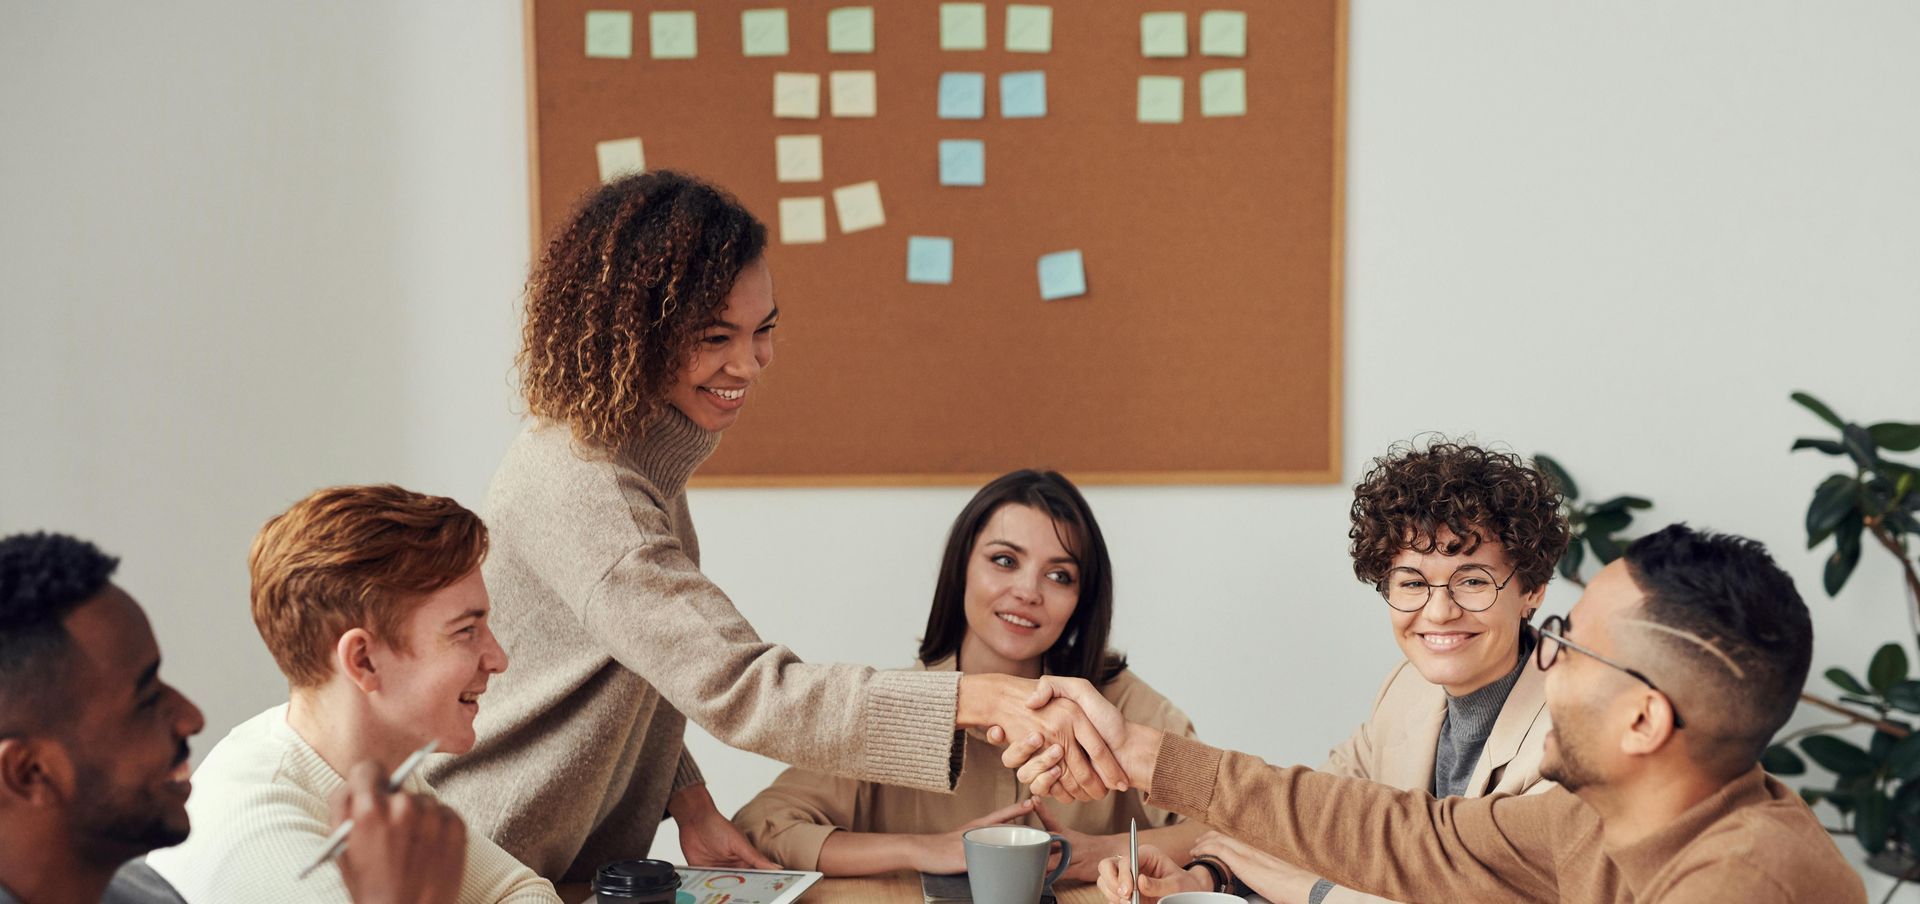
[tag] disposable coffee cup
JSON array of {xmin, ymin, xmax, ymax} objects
[
  {"xmin": 591, "ymin": 859, "xmax": 681, "ymax": 903},
  {"xmin": 963, "ymin": 824, "xmax": 1071, "ymax": 904}
]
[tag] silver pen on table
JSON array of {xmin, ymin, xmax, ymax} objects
[
  {"xmin": 296, "ymin": 739, "xmax": 440, "ymax": 880},
  {"xmin": 1129, "ymin": 817, "xmax": 1140, "ymax": 904}
]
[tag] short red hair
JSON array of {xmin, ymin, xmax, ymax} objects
[{"xmin": 249, "ymin": 484, "xmax": 488, "ymax": 687}]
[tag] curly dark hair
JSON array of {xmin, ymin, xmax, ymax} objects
[
  {"xmin": 1349, "ymin": 439, "xmax": 1570, "ymax": 595},
  {"xmin": 1, "ymin": 532, "xmax": 120, "ymax": 729},
  {"xmin": 519, "ymin": 170, "xmax": 768, "ymax": 448}
]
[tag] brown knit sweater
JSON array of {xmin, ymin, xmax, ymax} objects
[
  {"xmin": 1147, "ymin": 734, "xmax": 1864, "ymax": 903},
  {"xmin": 427, "ymin": 411, "xmax": 965, "ymax": 882}
]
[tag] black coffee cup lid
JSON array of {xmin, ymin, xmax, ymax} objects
[{"xmin": 592, "ymin": 859, "xmax": 682, "ymax": 897}]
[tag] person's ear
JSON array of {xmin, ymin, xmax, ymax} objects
[
  {"xmin": 334, "ymin": 628, "xmax": 382, "ymax": 693},
  {"xmin": 1619, "ymin": 689, "xmax": 1679, "ymax": 758},
  {"xmin": 0, "ymin": 737, "xmax": 74, "ymax": 807}
]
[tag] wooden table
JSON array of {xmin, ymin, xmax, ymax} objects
[{"xmin": 559, "ymin": 874, "xmax": 1106, "ymax": 903}]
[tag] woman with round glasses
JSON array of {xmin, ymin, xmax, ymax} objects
[{"xmin": 1137, "ymin": 440, "xmax": 1572, "ymax": 904}]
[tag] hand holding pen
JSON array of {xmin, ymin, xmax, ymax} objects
[{"xmin": 310, "ymin": 744, "xmax": 467, "ymax": 904}]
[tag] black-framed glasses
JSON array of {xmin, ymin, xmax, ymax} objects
[
  {"xmin": 1536, "ymin": 614, "xmax": 1686, "ymax": 729},
  {"xmin": 1377, "ymin": 564, "xmax": 1517, "ymax": 613}
]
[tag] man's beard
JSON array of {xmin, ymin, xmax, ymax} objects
[
  {"xmin": 1540, "ymin": 720, "xmax": 1603, "ymax": 792},
  {"xmin": 68, "ymin": 750, "xmax": 190, "ymax": 863}
]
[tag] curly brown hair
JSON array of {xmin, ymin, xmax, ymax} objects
[
  {"xmin": 1349, "ymin": 439, "xmax": 1570, "ymax": 595},
  {"xmin": 520, "ymin": 170, "xmax": 768, "ymax": 448}
]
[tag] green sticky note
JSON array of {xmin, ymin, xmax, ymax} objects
[
  {"xmin": 1200, "ymin": 10, "xmax": 1246, "ymax": 57},
  {"xmin": 1037, "ymin": 250, "xmax": 1086, "ymax": 301},
  {"xmin": 650, "ymin": 10, "xmax": 697, "ymax": 59},
  {"xmin": 1137, "ymin": 75, "xmax": 1183, "ymax": 123},
  {"xmin": 741, "ymin": 9, "xmax": 789, "ymax": 56},
  {"xmin": 585, "ymin": 11, "xmax": 632, "ymax": 58},
  {"xmin": 940, "ymin": 3, "xmax": 987, "ymax": 51},
  {"xmin": 827, "ymin": 6, "xmax": 875, "ymax": 53},
  {"xmin": 1005, "ymin": 4, "xmax": 1052, "ymax": 53},
  {"xmin": 1200, "ymin": 68, "xmax": 1246, "ymax": 117},
  {"xmin": 1140, "ymin": 11, "xmax": 1186, "ymax": 58}
]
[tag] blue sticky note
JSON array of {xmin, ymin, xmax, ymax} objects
[
  {"xmin": 1037, "ymin": 250, "xmax": 1086, "ymax": 300},
  {"xmin": 938, "ymin": 72, "xmax": 986, "ymax": 120},
  {"xmin": 999, "ymin": 71, "xmax": 1046, "ymax": 118},
  {"xmin": 908, "ymin": 237, "xmax": 955, "ymax": 285},
  {"xmin": 939, "ymin": 140, "xmax": 985, "ymax": 186}
]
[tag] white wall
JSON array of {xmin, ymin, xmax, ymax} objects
[{"xmin": 4, "ymin": 0, "xmax": 1917, "ymax": 893}]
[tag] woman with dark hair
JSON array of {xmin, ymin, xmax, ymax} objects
[
  {"xmin": 426, "ymin": 172, "xmax": 1126, "ymax": 883},
  {"xmin": 731, "ymin": 470, "xmax": 1202, "ymax": 879}
]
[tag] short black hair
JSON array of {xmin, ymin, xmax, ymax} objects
[
  {"xmin": 1623, "ymin": 524, "xmax": 1811, "ymax": 777},
  {"xmin": 0, "ymin": 532, "xmax": 120, "ymax": 731}
]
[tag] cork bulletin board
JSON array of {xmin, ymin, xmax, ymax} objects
[{"xmin": 525, "ymin": 0, "xmax": 1345, "ymax": 485}]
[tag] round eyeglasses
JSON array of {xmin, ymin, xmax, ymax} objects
[{"xmin": 1376, "ymin": 564, "xmax": 1517, "ymax": 613}]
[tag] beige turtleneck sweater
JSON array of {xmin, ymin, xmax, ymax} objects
[{"xmin": 427, "ymin": 411, "xmax": 966, "ymax": 882}]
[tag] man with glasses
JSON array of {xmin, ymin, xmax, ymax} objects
[{"xmin": 1038, "ymin": 524, "xmax": 1862, "ymax": 903}]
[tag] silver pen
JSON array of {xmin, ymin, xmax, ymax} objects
[
  {"xmin": 1129, "ymin": 818, "xmax": 1140, "ymax": 904},
  {"xmin": 297, "ymin": 739, "xmax": 440, "ymax": 880}
]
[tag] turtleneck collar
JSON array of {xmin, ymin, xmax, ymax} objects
[{"xmin": 618, "ymin": 405, "xmax": 722, "ymax": 500}]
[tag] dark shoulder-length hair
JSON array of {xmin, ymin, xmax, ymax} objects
[{"xmin": 917, "ymin": 470, "xmax": 1128, "ymax": 686}]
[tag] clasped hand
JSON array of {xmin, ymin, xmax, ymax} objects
[{"xmin": 965, "ymin": 673, "xmax": 1144, "ymax": 804}]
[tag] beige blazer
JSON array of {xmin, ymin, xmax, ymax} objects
[
  {"xmin": 731, "ymin": 656, "xmax": 1197, "ymax": 871},
  {"xmin": 1310, "ymin": 656, "xmax": 1555, "ymax": 903}
]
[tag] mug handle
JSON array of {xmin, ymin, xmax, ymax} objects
[{"xmin": 1044, "ymin": 833, "xmax": 1072, "ymax": 892}]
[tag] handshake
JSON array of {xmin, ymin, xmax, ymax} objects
[{"xmin": 959, "ymin": 673, "xmax": 1163, "ymax": 804}]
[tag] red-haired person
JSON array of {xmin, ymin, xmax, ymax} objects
[{"xmin": 145, "ymin": 486, "xmax": 557, "ymax": 902}]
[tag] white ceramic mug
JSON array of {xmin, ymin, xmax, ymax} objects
[{"xmin": 1160, "ymin": 893, "xmax": 1249, "ymax": 904}]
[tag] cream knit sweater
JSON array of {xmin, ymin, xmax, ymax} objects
[
  {"xmin": 427, "ymin": 410, "xmax": 965, "ymax": 882},
  {"xmin": 143, "ymin": 705, "xmax": 556, "ymax": 903}
]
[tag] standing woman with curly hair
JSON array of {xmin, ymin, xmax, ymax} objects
[
  {"xmin": 426, "ymin": 171, "xmax": 1125, "ymax": 883},
  {"xmin": 1132, "ymin": 439, "xmax": 1572, "ymax": 904}
]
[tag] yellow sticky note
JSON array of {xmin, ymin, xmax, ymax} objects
[
  {"xmin": 779, "ymin": 197, "xmax": 827, "ymax": 244},
  {"xmin": 827, "ymin": 6, "xmax": 875, "ymax": 53},
  {"xmin": 650, "ymin": 11, "xmax": 697, "ymax": 59},
  {"xmin": 1200, "ymin": 68, "xmax": 1245, "ymax": 117},
  {"xmin": 773, "ymin": 72, "xmax": 821, "ymax": 119},
  {"xmin": 1137, "ymin": 75, "xmax": 1183, "ymax": 123},
  {"xmin": 1005, "ymin": 5, "xmax": 1051, "ymax": 53},
  {"xmin": 585, "ymin": 11, "xmax": 632, "ymax": 58},
  {"xmin": 595, "ymin": 138, "xmax": 644, "ymax": 182},
  {"xmin": 775, "ymin": 135, "xmax": 822, "ymax": 182},
  {"xmin": 832, "ymin": 181, "xmax": 886, "ymax": 233},
  {"xmin": 940, "ymin": 3, "xmax": 987, "ymax": 51},
  {"xmin": 1200, "ymin": 10, "xmax": 1246, "ymax": 57},
  {"xmin": 1140, "ymin": 12, "xmax": 1186, "ymax": 58},
  {"xmin": 741, "ymin": 9, "xmax": 789, "ymax": 57},
  {"xmin": 830, "ymin": 71, "xmax": 877, "ymax": 117}
]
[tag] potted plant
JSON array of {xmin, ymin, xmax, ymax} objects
[
  {"xmin": 1761, "ymin": 393, "xmax": 1920, "ymax": 887},
  {"xmin": 1532, "ymin": 453, "xmax": 1653, "ymax": 586}
]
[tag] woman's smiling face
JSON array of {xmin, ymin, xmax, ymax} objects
[
  {"xmin": 957, "ymin": 504, "xmax": 1082, "ymax": 677},
  {"xmin": 1386, "ymin": 527, "xmax": 1542, "ymax": 696},
  {"xmin": 666, "ymin": 256, "xmax": 777, "ymax": 433}
]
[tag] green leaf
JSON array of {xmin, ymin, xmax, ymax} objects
[
  {"xmin": 1793, "ymin": 392, "xmax": 1847, "ymax": 430},
  {"xmin": 1873, "ymin": 644, "xmax": 1913, "ymax": 694},
  {"xmin": 1870, "ymin": 422, "xmax": 1920, "ymax": 453},
  {"xmin": 1584, "ymin": 509, "xmax": 1632, "ymax": 536},
  {"xmin": 1859, "ymin": 788, "xmax": 1892, "ymax": 854},
  {"xmin": 1793, "ymin": 437, "xmax": 1848, "ymax": 455},
  {"xmin": 1831, "ymin": 668, "xmax": 1873, "ymax": 695},
  {"xmin": 1890, "ymin": 734, "xmax": 1920, "ymax": 782},
  {"xmin": 1763, "ymin": 743, "xmax": 1808, "ymax": 775},
  {"xmin": 1844, "ymin": 423, "xmax": 1880, "ymax": 470},
  {"xmin": 1888, "ymin": 680, "xmax": 1920, "ymax": 713},
  {"xmin": 1535, "ymin": 453, "xmax": 1579, "ymax": 501},
  {"xmin": 1557, "ymin": 542, "xmax": 1585, "ymax": 582},
  {"xmin": 1803, "ymin": 735, "xmax": 1878, "ymax": 776},
  {"xmin": 1807, "ymin": 474, "xmax": 1860, "ymax": 545},
  {"xmin": 1802, "ymin": 788, "xmax": 1829, "ymax": 808},
  {"xmin": 1826, "ymin": 516, "xmax": 1865, "ymax": 597},
  {"xmin": 1591, "ymin": 495, "xmax": 1654, "ymax": 513},
  {"xmin": 1587, "ymin": 531, "xmax": 1623, "ymax": 565}
]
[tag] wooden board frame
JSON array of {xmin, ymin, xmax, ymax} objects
[{"xmin": 522, "ymin": 0, "xmax": 1346, "ymax": 487}]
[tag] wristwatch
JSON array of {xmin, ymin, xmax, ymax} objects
[{"xmin": 1183, "ymin": 855, "xmax": 1234, "ymax": 894}]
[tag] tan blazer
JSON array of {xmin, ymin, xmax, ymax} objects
[
  {"xmin": 1310, "ymin": 656, "xmax": 1554, "ymax": 903},
  {"xmin": 731, "ymin": 656, "xmax": 1197, "ymax": 871}
]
